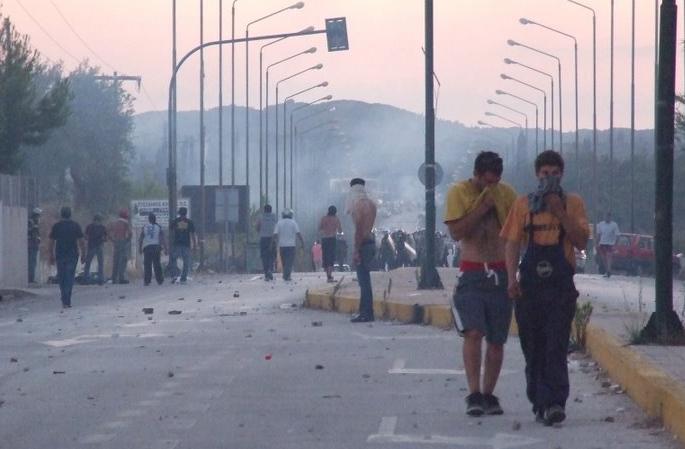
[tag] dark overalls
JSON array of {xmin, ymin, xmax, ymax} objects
[{"xmin": 516, "ymin": 215, "xmax": 579, "ymax": 415}]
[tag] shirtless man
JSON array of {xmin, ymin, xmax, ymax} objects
[
  {"xmin": 347, "ymin": 178, "xmax": 377, "ymax": 323},
  {"xmin": 443, "ymin": 151, "xmax": 517, "ymax": 416}
]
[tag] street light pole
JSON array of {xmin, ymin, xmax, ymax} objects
[
  {"xmin": 486, "ymin": 103, "xmax": 528, "ymax": 179},
  {"xmin": 419, "ymin": 0, "xmax": 443, "ymax": 290},
  {"xmin": 500, "ymin": 73, "xmax": 546, "ymax": 152},
  {"xmin": 504, "ymin": 58, "xmax": 554, "ymax": 150},
  {"xmin": 508, "ymin": 40, "xmax": 563, "ymax": 154},
  {"xmin": 496, "ymin": 89, "xmax": 539, "ymax": 155},
  {"xmin": 199, "ymin": 0, "xmax": 207, "ymax": 269},
  {"xmin": 610, "ymin": 0, "xmax": 615, "ymax": 213},
  {"xmin": 219, "ymin": 0, "xmax": 224, "ymax": 187},
  {"xmin": 231, "ymin": 0, "xmax": 238, "ymax": 185},
  {"xmin": 631, "ymin": 0, "xmax": 636, "ymax": 232}
]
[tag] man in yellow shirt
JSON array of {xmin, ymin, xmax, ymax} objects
[
  {"xmin": 444, "ymin": 151, "xmax": 517, "ymax": 416},
  {"xmin": 500, "ymin": 150, "xmax": 590, "ymax": 426}
]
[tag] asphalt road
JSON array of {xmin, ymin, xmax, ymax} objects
[{"xmin": 0, "ymin": 273, "xmax": 681, "ymax": 449}]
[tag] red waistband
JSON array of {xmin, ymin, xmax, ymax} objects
[{"xmin": 459, "ymin": 261, "xmax": 506, "ymax": 272}]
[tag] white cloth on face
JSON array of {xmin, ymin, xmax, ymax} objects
[
  {"xmin": 141, "ymin": 223, "xmax": 162, "ymax": 248},
  {"xmin": 274, "ymin": 218, "xmax": 300, "ymax": 247},
  {"xmin": 597, "ymin": 220, "xmax": 620, "ymax": 245}
]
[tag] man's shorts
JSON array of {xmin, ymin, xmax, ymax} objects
[{"xmin": 452, "ymin": 269, "xmax": 512, "ymax": 345}]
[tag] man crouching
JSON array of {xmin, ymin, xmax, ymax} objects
[{"xmin": 444, "ymin": 151, "xmax": 517, "ymax": 416}]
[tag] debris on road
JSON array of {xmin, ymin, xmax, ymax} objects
[
  {"xmin": 167, "ymin": 371, "xmax": 175, "ymax": 378},
  {"xmin": 311, "ymin": 321, "xmax": 323, "ymax": 327},
  {"xmin": 604, "ymin": 416, "xmax": 616, "ymax": 423},
  {"xmin": 265, "ymin": 354, "xmax": 272, "ymax": 360},
  {"xmin": 512, "ymin": 421, "xmax": 521, "ymax": 431},
  {"xmin": 315, "ymin": 364, "xmax": 324, "ymax": 370},
  {"xmin": 168, "ymin": 310, "xmax": 182, "ymax": 315},
  {"xmin": 53, "ymin": 370, "xmax": 66, "ymax": 375},
  {"xmin": 119, "ymin": 296, "xmax": 126, "ymax": 299},
  {"xmin": 142, "ymin": 308, "xmax": 154, "ymax": 314},
  {"xmin": 10, "ymin": 357, "xmax": 18, "ymax": 363},
  {"xmin": 233, "ymin": 291, "xmax": 240, "ymax": 298}
]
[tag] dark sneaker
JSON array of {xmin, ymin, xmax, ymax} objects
[
  {"xmin": 482, "ymin": 394, "xmax": 503, "ymax": 415},
  {"xmin": 544, "ymin": 405, "xmax": 566, "ymax": 426},
  {"xmin": 350, "ymin": 314, "xmax": 374, "ymax": 323},
  {"xmin": 465, "ymin": 393, "xmax": 484, "ymax": 416},
  {"xmin": 535, "ymin": 410, "xmax": 546, "ymax": 424}
]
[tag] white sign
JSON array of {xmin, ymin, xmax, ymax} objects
[{"xmin": 130, "ymin": 199, "xmax": 190, "ymax": 228}]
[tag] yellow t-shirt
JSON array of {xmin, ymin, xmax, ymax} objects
[
  {"xmin": 443, "ymin": 180, "xmax": 517, "ymax": 227},
  {"xmin": 499, "ymin": 193, "xmax": 590, "ymax": 267}
]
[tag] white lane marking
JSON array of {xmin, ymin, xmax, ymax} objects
[
  {"xmin": 101, "ymin": 421, "xmax": 128, "ymax": 430},
  {"xmin": 148, "ymin": 440, "xmax": 180, "ymax": 449},
  {"xmin": 79, "ymin": 433, "xmax": 116, "ymax": 444},
  {"xmin": 250, "ymin": 275, "xmax": 263, "ymax": 281},
  {"xmin": 163, "ymin": 418, "xmax": 197, "ymax": 430},
  {"xmin": 42, "ymin": 332, "xmax": 165, "ymax": 347},
  {"xmin": 367, "ymin": 417, "xmax": 543, "ymax": 448},
  {"xmin": 388, "ymin": 359, "xmax": 516, "ymax": 376},
  {"xmin": 353, "ymin": 332, "xmax": 451, "ymax": 341},
  {"xmin": 118, "ymin": 409, "xmax": 145, "ymax": 418}
]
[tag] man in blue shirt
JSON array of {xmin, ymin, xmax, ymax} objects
[{"xmin": 48, "ymin": 207, "xmax": 85, "ymax": 308}]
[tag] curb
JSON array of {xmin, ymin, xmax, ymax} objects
[{"xmin": 305, "ymin": 288, "xmax": 685, "ymax": 442}]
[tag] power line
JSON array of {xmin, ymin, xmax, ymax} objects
[
  {"xmin": 140, "ymin": 82, "xmax": 159, "ymax": 111},
  {"xmin": 48, "ymin": 0, "xmax": 117, "ymax": 72},
  {"xmin": 13, "ymin": 0, "xmax": 81, "ymax": 65}
]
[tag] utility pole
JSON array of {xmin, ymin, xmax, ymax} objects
[
  {"xmin": 646, "ymin": 0, "xmax": 684, "ymax": 342},
  {"xmin": 199, "ymin": 0, "xmax": 206, "ymax": 270},
  {"xmin": 419, "ymin": 0, "xmax": 443, "ymax": 290},
  {"xmin": 93, "ymin": 73, "xmax": 142, "ymax": 90}
]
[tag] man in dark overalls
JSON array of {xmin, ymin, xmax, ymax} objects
[{"xmin": 501, "ymin": 150, "xmax": 590, "ymax": 426}]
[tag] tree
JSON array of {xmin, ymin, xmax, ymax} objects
[
  {"xmin": 25, "ymin": 63, "xmax": 134, "ymax": 212},
  {"xmin": 0, "ymin": 16, "xmax": 69, "ymax": 173}
]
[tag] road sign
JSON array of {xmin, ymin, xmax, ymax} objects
[
  {"xmin": 325, "ymin": 17, "xmax": 349, "ymax": 52},
  {"xmin": 418, "ymin": 162, "xmax": 444, "ymax": 186},
  {"xmin": 130, "ymin": 199, "xmax": 190, "ymax": 228}
]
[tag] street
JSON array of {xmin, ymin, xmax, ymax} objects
[{"xmin": 0, "ymin": 274, "xmax": 681, "ymax": 449}]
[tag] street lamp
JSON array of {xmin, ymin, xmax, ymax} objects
[
  {"xmin": 246, "ymin": 2, "xmax": 305, "ymax": 202},
  {"xmin": 496, "ymin": 89, "xmax": 539, "ymax": 155},
  {"xmin": 519, "ymin": 18, "xmax": 579, "ymax": 168},
  {"xmin": 567, "ymin": 0, "xmax": 598, "ymax": 228},
  {"xmin": 231, "ymin": 0, "xmax": 238, "ymax": 185},
  {"xmin": 283, "ymin": 81, "xmax": 329, "ymax": 208},
  {"xmin": 259, "ymin": 26, "xmax": 314, "ymax": 206},
  {"xmin": 487, "ymin": 99, "xmax": 528, "ymax": 131},
  {"xmin": 275, "ymin": 66, "xmax": 323, "ymax": 212},
  {"xmin": 487, "ymin": 102, "xmax": 528, "ymax": 177},
  {"xmin": 265, "ymin": 47, "xmax": 317, "ymax": 213},
  {"xmin": 507, "ymin": 40, "xmax": 563, "ymax": 153},
  {"xmin": 500, "ymin": 73, "xmax": 547, "ymax": 150},
  {"xmin": 504, "ymin": 58, "xmax": 555, "ymax": 149}
]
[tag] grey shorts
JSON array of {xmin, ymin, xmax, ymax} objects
[{"xmin": 452, "ymin": 270, "xmax": 512, "ymax": 345}]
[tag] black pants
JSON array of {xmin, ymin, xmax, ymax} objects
[
  {"xmin": 515, "ymin": 282, "xmax": 578, "ymax": 414},
  {"xmin": 280, "ymin": 246, "xmax": 295, "ymax": 280},
  {"xmin": 143, "ymin": 245, "xmax": 164, "ymax": 285},
  {"xmin": 260, "ymin": 237, "xmax": 274, "ymax": 278},
  {"xmin": 28, "ymin": 246, "xmax": 39, "ymax": 283},
  {"xmin": 356, "ymin": 240, "xmax": 376, "ymax": 318}
]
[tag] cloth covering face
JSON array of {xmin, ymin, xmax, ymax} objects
[{"xmin": 443, "ymin": 180, "xmax": 517, "ymax": 227}]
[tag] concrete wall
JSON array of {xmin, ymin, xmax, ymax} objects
[{"xmin": 0, "ymin": 201, "xmax": 27, "ymax": 288}]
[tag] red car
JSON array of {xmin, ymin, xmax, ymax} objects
[{"xmin": 598, "ymin": 233, "xmax": 681, "ymax": 276}]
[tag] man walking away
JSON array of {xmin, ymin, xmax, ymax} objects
[
  {"xmin": 273, "ymin": 209, "xmax": 304, "ymax": 281},
  {"xmin": 501, "ymin": 150, "xmax": 589, "ymax": 426},
  {"xmin": 443, "ymin": 151, "xmax": 517, "ymax": 416},
  {"xmin": 596, "ymin": 212, "xmax": 620, "ymax": 277},
  {"xmin": 48, "ymin": 207, "xmax": 85, "ymax": 308},
  {"xmin": 347, "ymin": 178, "xmax": 377, "ymax": 323},
  {"xmin": 256, "ymin": 204, "xmax": 277, "ymax": 281},
  {"xmin": 83, "ymin": 214, "xmax": 107, "ymax": 285},
  {"xmin": 139, "ymin": 213, "xmax": 167, "ymax": 286},
  {"xmin": 320, "ymin": 205, "xmax": 342, "ymax": 282},
  {"xmin": 109, "ymin": 209, "xmax": 132, "ymax": 284},
  {"xmin": 28, "ymin": 208, "xmax": 42, "ymax": 283},
  {"xmin": 170, "ymin": 207, "xmax": 197, "ymax": 284}
]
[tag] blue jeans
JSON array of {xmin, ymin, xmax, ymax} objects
[
  {"xmin": 173, "ymin": 246, "xmax": 192, "ymax": 281},
  {"xmin": 84, "ymin": 244, "xmax": 104, "ymax": 283},
  {"xmin": 56, "ymin": 257, "xmax": 77, "ymax": 306},
  {"xmin": 111, "ymin": 240, "xmax": 129, "ymax": 283},
  {"xmin": 356, "ymin": 240, "xmax": 376, "ymax": 318},
  {"xmin": 280, "ymin": 246, "xmax": 295, "ymax": 280},
  {"xmin": 260, "ymin": 237, "xmax": 274, "ymax": 278}
]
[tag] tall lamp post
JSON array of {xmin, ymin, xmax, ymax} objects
[
  {"xmin": 507, "ymin": 40, "xmax": 563, "ymax": 154},
  {"xmin": 504, "ymin": 58, "xmax": 555, "ymax": 149},
  {"xmin": 519, "ymin": 18, "xmax": 579, "ymax": 178},
  {"xmin": 246, "ymin": 2, "xmax": 305, "ymax": 202},
  {"xmin": 480, "ymin": 116, "xmax": 521, "ymax": 170},
  {"xmin": 265, "ymin": 47, "xmax": 317, "ymax": 213},
  {"xmin": 568, "ymin": 0, "xmax": 598, "ymax": 230},
  {"xmin": 283, "ymin": 81, "xmax": 329, "ymax": 208},
  {"xmin": 231, "ymin": 0, "xmax": 238, "ymax": 185},
  {"xmin": 496, "ymin": 89, "xmax": 539, "ymax": 155},
  {"xmin": 500, "ymin": 73, "xmax": 547, "ymax": 151},
  {"xmin": 486, "ymin": 103, "xmax": 528, "ymax": 177}
]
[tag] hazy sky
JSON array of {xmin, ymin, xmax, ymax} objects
[{"xmin": 2, "ymin": 0, "xmax": 678, "ymax": 130}]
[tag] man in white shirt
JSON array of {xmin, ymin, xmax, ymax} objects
[
  {"xmin": 273, "ymin": 209, "xmax": 304, "ymax": 281},
  {"xmin": 596, "ymin": 212, "xmax": 620, "ymax": 278}
]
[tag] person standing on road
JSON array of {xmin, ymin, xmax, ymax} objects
[
  {"xmin": 109, "ymin": 209, "xmax": 132, "ymax": 284},
  {"xmin": 347, "ymin": 178, "xmax": 377, "ymax": 323},
  {"xmin": 319, "ymin": 205, "xmax": 342, "ymax": 282},
  {"xmin": 443, "ymin": 151, "xmax": 517, "ymax": 417},
  {"xmin": 256, "ymin": 204, "xmax": 277, "ymax": 281},
  {"xmin": 596, "ymin": 212, "xmax": 620, "ymax": 277},
  {"xmin": 170, "ymin": 207, "xmax": 197, "ymax": 284},
  {"xmin": 48, "ymin": 207, "xmax": 85, "ymax": 309},
  {"xmin": 83, "ymin": 214, "xmax": 108, "ymax": 285},
  {"xmin": 138, "ymin": 213, "xmax": 167, "ymax": 286},
  {"xmin": 311, "ymin": 240, "xmax": 322, "ymax": 272},
  {"xmin": 273, "ymin": 209, "xmax": 304, "ymax": 282},
  {"xmin": 501, "ymin": 150, "xmax": 589, "ymax": 426},
  {"xmin": 27, "ymin": 207, "xmax": 42, "ymax": 283}
]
